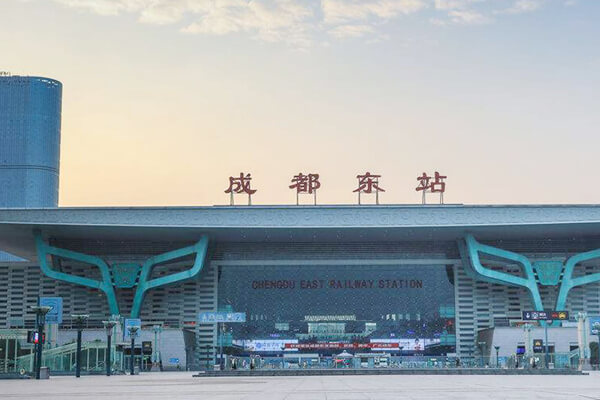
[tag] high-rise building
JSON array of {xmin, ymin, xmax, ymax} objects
[{"xmin": 0, "ymin": 75, "xmax": 62, "ymax": 207}]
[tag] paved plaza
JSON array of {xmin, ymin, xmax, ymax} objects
[{"xmin": 2, "ymin": 372, "xmax": 600, "ymax": 400}]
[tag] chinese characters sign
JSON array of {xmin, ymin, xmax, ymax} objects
[
  {"xmin": 284, "ymin": 342, "xmax": 400, "ymax": 350},
  {"xmin": 225, "ymin": 172, "xmax": 256, "ymax": 205},
  {"xmin": 225, "ymin": 171, "xmax": 447, "ymax": 205},
  {"xmin": 353, "ymin": 172, "xmax": 385, "ymax": 205},
  {"xmin": 198, "ymin": 312, "xmax": 247, "ymax": 324},
  {"xmin": 289, "ymin": 173, "xmax": 320, "ymax": 205},
  {"xmin": 416, "ymin": 171, "xmax": 447, "ymax": 204}
]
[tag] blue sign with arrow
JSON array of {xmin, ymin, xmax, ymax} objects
[
  {"xmin": 40, "ymin": 297, "xmax": 63, "ymax": 324},
  {"xmin": 124, "ymin": 318, "xmax": 142, "ymax": 338}
]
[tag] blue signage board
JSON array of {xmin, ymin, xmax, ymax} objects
[
  {"xmin": 40, "ymin": 297, "xmax": 63, "ymax": 324},
  {"xmin": 124, "ymin": 318, "xmax": 142, "ymax": 338},
  {"xmin": 198, "ymin": 312, "xmax": 246, "ymax": 324},
  {"xmin": 169, "ymin": 358, "xmax": 180, "ymax": 364},
  {"xmin": 590, "ymin": 316, "xmax": 600, "ymax": 335},
  {"xmin": 522, "ymin": 311, "xmax": 568, "ymax": 321}
]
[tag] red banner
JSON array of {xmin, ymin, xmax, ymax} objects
[{"xmin": 284, "ymin": 342, "xmax": 399, "ymax": 350}]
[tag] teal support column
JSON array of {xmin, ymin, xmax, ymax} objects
[
  {"xmin": 34, "ymin": 230, "xmax": 120, "ymax": 315},
  {"xmin": 130, "ymin": 236, "xmax": 209, "ymax": 318},
  {"xmin": 461, "ymin": 234, "xmax": 600, "ymax": 317},
  {"xmin": 461, "ymin": 234, "xmax": 544, "ymax": 311},
  {"xmin": 34, "ymin": 230, "xmax": 209, "ymax": 319},
  {"xmin": 556, "ymin": 248, "xmax": 600, "ymax": 311}
]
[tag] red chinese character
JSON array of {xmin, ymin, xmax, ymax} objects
[
  {"xmin": 225, "ymin": 173, "xmax": 256, "ymax": 195},
  {"xmin": 289, "ymin": 173, "xmax": 321, "ymax": 194},
  {"xmin": 353, "ymin": 172, "xmax": 385, "ymax": 194},
  {"xmin": 430, "ymin": 171, "xmax": 447, "ymax": 193},
  {"xmin": 225, "ymin": 173, "xmax": 256, "ymax": 205},
  {"xmin": 416, "ymin": 171, "xmax": 447, "ymax": 204},
  {"xmin": 354, "ymin": 172, "xmax": 384, "ymax": 205},
  {"xmin": 416, "ymin": 172, "xmax": 446, "ymax": 193}
]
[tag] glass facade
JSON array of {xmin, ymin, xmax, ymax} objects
[
  {"xmin": 218, "ymin": 264, "xmax": 455, "ymax": 356},
  {"xmin": 0, "ymin": 76, "xmax": 61, "ymax": 207}
]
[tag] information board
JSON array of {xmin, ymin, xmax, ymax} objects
[
  {"xmin": 590, "ymin": 316, "xmax": 600, "ymax": 335},
  {"xmin": 40, "ymin": 297, "xmax": 63, "ymax": 324},
  {"xmin": 522, "ymin": 311, "xmax": 568, "ymax": 321},
  {"xmin": 124, "ymin": 318, "xmax": 142, "ymax": 338},
  {"xmin": 198, "ymin": 312, "xmax": 246, "ymax": 323}
]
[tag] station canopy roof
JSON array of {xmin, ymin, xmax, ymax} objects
[{"xmin": 1, "ymin": 204, "xmax": 600, "ymax": 261}]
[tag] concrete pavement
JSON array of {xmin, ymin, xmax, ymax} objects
[{"xmin": 1, "ymin": 371, "xmax": 599, "ymax": 399}]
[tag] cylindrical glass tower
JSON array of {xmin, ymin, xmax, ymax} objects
[{"xmin": 0, "ymin": 76, "xmax": 62, "ymax": 207}]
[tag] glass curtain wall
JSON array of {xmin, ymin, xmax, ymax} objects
[{"xmin": 217, "ymin": 265, "xmax": 456, "ymax": 358}]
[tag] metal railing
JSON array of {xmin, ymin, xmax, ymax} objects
[
  {"xmin": 206, "ymin": 353, "xmax": 582, "ymax": 371},
  {"xmin": 15, "ymin": 341, "xmax": 115, "ymax": 373}
]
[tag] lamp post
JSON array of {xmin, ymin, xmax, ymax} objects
[
  {"xmin": 72, "ymin": 314, "xmax": 89, "ymax": 378},
  {"xmin": 494, "ymin": 345, "xmax": 500, "ymax": 368},
  {"xmin": 152, "ymin": 325, "xmax": 162, "ymax": 371},
  {"xmin": 219, "ymin": 323, "xmax": 225, "ymax": 370},
  {"xmin": 592, "ymin": 321, "xmax": 600, "ymax": 370},
  {"xmin": 577, "ymin": 312, "xmax": 590, "ymax": 370},
  {"xmin": 128, "ymin": 326, "xmax": 139, "ymax": 375},
  {"xmin": 30, "ymin": 306, "xmax": 51, "ymax": 380},
  {"xmin": 102, "ymin": 320, "xmax": 117, "ymax": 376},
  {"xmin": 544, "ymin": 319, "xmax": 551, "ymax": 369},
  {"xmin": 398, "ymin": 346, "xmax": 404, "ymax": 367}
]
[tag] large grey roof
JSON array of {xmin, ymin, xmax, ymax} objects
[
  {"xmin": 2, "ymin": 204, "xmax": 600, "ymax": 227},
  {"xmin": 1, "ymin": 204, "xmax": 600, "ymax": 260}
]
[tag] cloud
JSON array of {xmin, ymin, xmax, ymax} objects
[
  {"xmin": 434, "ymin": 0, "xmax": 482, "ymax": 11},
  {"xmin": 180, "ymin": 0, "xmax": 315, "ymax": 47},
  {"xmin": 27, "ymin": 0, "xmax": 569, "ymax": 46},
  {"xmin": 138, "ymin": 2, "xmax": 188, "ymax": 25},
  {"xmin": 495, "ymin": 0, "xmax": 545, "ymax": 15},
  {"xmin": 321, "ymin": 0, "xmax": 427, "ymax": 24},
  {"xmin": 51, "ymin": 0, "xmax": 144, "ymax": 16},
  {"xmin": 431, "ymin": 0, "xmax": 492, "ymax": 25},
  {"xmin": 48, "ymin": 0, "xmax": 316, "ymax": 47}
]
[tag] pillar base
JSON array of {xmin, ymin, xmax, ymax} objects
[
  {"xmin": 579, "ymin": 359, "xmax": 592, "ymax": 371},
  {"xmin": 150, "ymin": 362, "xmax": 162, "ymax": 371}
]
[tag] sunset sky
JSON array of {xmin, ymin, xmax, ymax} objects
[{"xmin": 2, "ymin": 0, "xmax": 599, "ymax": 206}]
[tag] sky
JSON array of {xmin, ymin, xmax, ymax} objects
[{"xmin": 1, "ymin": 0, "xmax": 599, "ymax": 207}]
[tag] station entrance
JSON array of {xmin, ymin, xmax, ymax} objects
[{"xmin": 213, "ymin": 264, "xmax": 456, "ymax": 370}]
